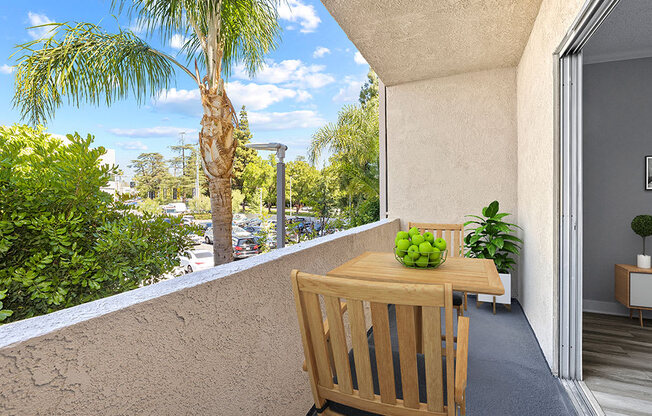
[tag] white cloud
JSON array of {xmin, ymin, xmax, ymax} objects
[
  {"xmin": 313, "ymin": 46, "xmax": 330, "ymax": 58},
  {"xmin": 27, "ymin": 12, "xmax": 54, "ymax": 40},
  {"xmin": 0, "ymin": 64, "xmax": 14, "ymax": 74},
  {"xmin": 278, "ymin": 0, "xmax": 320, "ymax": 33},
  {"xmin": 115, "ymin": 140, "xmax": 148, "ymax": 151},
  {"xmin": 170, "ymin": 34, "xmax": 188, "ymax": 50},
  {"xmin": 226, "ymin": 81, "xmax": 311, "ymax": 110},
  {"xmin": 333, "ymin": 76, "xmax": 365, "ymax": 103},
  {"xmin": 248, "ymin": 110, "xmax": 325, "ymax": 130},
  {"xmin": 233, "ymin": 59, "xmax": 334, "ymax": 89},
  {"xmin": 354, "ymin": 51, "xmax": 368, "ymax": 65},
  {"xmin": 108, "ymin": 126, "xmax": 196, "ymax": 138},
  {"xmin": 151, "ymin": 88, "xmax": 202, "ymax": 116}
]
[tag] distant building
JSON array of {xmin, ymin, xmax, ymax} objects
[{"xmin": 99, "ymin": 148, "xmax": 136, "ymax": 197}]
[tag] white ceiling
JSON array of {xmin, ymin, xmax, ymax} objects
[
  {"xmin": 320, "ymin": 0, "xmax": 543, "ymax": 86},
  {"xmin": 583, "ymin": 0, "xmax": 652, "ymax": 64}
]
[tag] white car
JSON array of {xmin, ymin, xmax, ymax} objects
[{"xmin": 179, "ymin": 250, "xmax": 214, "ymax": 273}]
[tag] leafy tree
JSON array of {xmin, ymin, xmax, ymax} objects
[
  {"xmin": 169, "ymin": 141, "xmax": 196, "ymax": 200},
  {"xmin": 12, "ymin": 0, "xmax": 282, "ymax": 265},
  {"xmin": 242, "ymin": 156, "xmax": 274, "ymax": 213},
  {"xmin": 137, "ymin": 198, "xmax": 162, "ymax": 215},
  {"xmin": 130, "ymin": 152, "xmax": 169, "ymax": 198},
  {"xmin": 188, "ymin": 194, "xmax": 211, "ymax": 213},
  {"xmin": 310, "ymin": 84, "xmax": 380, "ymax": 226},
  {"xmin": 359, "ymin": 69, "xmax": 379, "ymax": 106},
  {"xmin": 287, "ymin": 157, "xmax": 319, "ymax": 214},
  {"xmin": 306, "ymin": 167, "xmax": 341, "ymax": 236},
  {"xmin": 0, "ymin": 125, "xmax": 193, "ymax": 323},
  {"xmin": 631, "ymin": 215, "xmax": 652, "ymax": 255},
  {"xmin": 231, "ymin": 189, "xmax": 245, "ymax": 212}
]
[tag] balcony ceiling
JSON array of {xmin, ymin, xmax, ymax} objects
[{"xmin": 321, "ymin": 0, "xmax": 543, "ymax": 86}]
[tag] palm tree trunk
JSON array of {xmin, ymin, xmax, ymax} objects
[{"xmin": 199, "ymin": 83, "xmax": 237, "ymax": 266}]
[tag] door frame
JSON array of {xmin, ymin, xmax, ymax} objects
[{"xmin": 555, "ymin": 0, "xmax": 621, "ymax": 413}]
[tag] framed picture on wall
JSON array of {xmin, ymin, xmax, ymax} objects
[{"xmin": 647, "ymin": 156, "xmax": 652, "ymax": 191}]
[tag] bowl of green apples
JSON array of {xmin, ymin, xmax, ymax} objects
[{"xmin": 394, "ymin": 227, "xmax": 448, "ymax": 269}]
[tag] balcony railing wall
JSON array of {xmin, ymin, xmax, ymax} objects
[{"xmin": 0, "ymin": 219, "xmax": 399, "ymax": 415}]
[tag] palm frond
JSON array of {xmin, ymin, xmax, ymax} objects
[
  {"xmin": 12, "ymin": 22, "xmax": 180, "ymax": 126},
  {"xmin": 112, "ymin": 0, "xmax": 282, "ymax": 82}
]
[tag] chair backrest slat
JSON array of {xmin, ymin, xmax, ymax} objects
[
  {"xmin": 395, "ymin": 305, "xmax": 420, "ymax": 409},
  {"xmin": 422, "ymin": 306, "xmax": 443, "ymax": 412},
  {"xmin": 348, "ymin": 299, "xmax": 375, "ymax": 399},
  {"xmin": 324, "ymin": 295, "xmax": 353, "ymax": 394},
  {"xmin": 292, "ymin": 271, "xmax": 456, "ymax": 416},
  {"xmin": 408, "ymin": 222, "xmax": 464, "ymax": 258},
  {"xmin": 370, "ymin": 302, "xmax": 397, "ymax": 404},
  {"xmin": 303, "ymin": 292, "xmax": 334, "ymax": 388}
]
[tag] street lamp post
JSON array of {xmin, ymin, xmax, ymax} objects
[{"xmin": 245, "ymin": 142, "xmax": 288, "ymax": 249}]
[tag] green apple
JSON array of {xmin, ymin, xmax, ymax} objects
[
  {"xmin": 407, "ymin": 245, "xmax": 420, "ymax": 260},
  {"xmin": 419, "ymin": 241, "xmax": 433, "ymax": 253},
  {"xmin": 411, "ymin": 234, "xmax": 425, "ymax": 246},
  {"xmin": 403, "ymin": 254, "xmax": 415, "ymax": 267},
  {"xmin": 429, "ymin": 247, "xmax": 441, "ymax": 262},
  {"xmin": 423, "ymin": 231, "xmax": 435, "ymax": 244},
  {"xmin": 415, "ymin": 255, "xmax": 429, "ymax": 268},
  {"xmin": 433, "ymin": 237, "xmax": 447, "ymax": 251},
  {"xmin": 408, "ymin": 227, "xmax": 420, "ymax": 237},
  {"xmin": 396, "ymin": 231, "xmax": 410, "ymax": 240},
  {"xmin": 396, "ymin": 239, "xmax": 411, "ymax": 256}
]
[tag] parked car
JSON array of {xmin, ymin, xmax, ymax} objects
[
  {"xmin": 244, "ymin": 225, "xmax": 262, "ymax": 234},
  {"xmin": 179, "ymin": 250, "xmax": 214, "ymax": 273},
  {"xmin": 232, "ymin": 237, "xmax": 260, "ymax": 259},
  {"xmin": 232, "ymin": 225, "xmax": 252, "ymax": 238},
  {"xmin": 161, "ymin": 202, "xmax": 188, "ymax": 217},
  {"xmin": 204, "ymin": 227, "xmax": 213, "ymax": 244},
  {"xmin": 232, "ymin": 213, "xmax": 248, "ymax": 226},
  {"xmin": 188, "ymin": 233, "xmax": 204, "ymax": 245}
]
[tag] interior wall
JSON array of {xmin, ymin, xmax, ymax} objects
[
  {"xmin": 516, "ymin": 0, "xmax": 585, "ymax": 372},
  {"xmin": 385, "ymin": 67, "xmax": 519, "ymax": 294},
  {"xmin": 583, "ymin": 57, "xmax": 652, "ymax": 316}
]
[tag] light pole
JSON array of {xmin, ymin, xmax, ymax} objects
[
  {"xmin": 289, "ymin": 176, "xmax": 292, "ymax": 216},
  {"xmin": 246, "ymin": 142, "xmax": 288, "ymax": 249},
  {"xmin": 194, "ymin": 144, "xmax": 200, "ymax": 198}
]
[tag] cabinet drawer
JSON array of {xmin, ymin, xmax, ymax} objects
[{"xmin": 630, "ymin": 273, "xmax": 652, "ymax": 308}]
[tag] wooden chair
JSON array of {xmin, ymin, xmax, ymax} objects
[
  {"xmin": 408, "ymin": 223, "xmax": 468, "ymax": 314},
  {"xmin": 292, "ymin": 270, "xmax": 469, "ymax": 416}
]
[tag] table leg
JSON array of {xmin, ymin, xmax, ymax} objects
[
  {"xmin": 640, "ymin": 309, "xmax": 644, "ymax": 328},
  {"xmin": 629, "ymin": 308, "xmax": 633, "ymax": 319},
  {"xmin": 414, "ymin": 306, "xmax": 423, "ymax": 354},
  {"xmin": 492, "ymin": 296, "xmax": 496, "ymax": 315}
]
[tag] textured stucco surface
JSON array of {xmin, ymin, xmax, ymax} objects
[
  {"xmin": 321, "ymin": 0, "xmax": 543, "ymax": 86},
  {"xmin": 0, "ymin": 220, "xmax": 399, "ymax": 415},
  {"xmin": 516, "ymin": 0, "xmax": 585, "ymax": 371}
]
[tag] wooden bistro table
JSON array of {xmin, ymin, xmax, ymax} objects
[{"xmin": 327, "ymin": 251, "xmax": 504, "ymax": 351}]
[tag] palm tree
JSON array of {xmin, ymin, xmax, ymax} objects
[{"xmin": 11, "ymin": 0, "xmax": 281, "ymax": 265}]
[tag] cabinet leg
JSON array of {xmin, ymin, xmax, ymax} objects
[{"xmin": 640, "ymin": 309, "xmax": 644, "ymax": 328}]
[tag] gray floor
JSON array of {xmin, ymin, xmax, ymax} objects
[
  {"xmin": 309, "ymin": 297, "xmax": 575, "ymax": 416},
  {"xmin": 583, "ymin": 312, "xmax": 652, "ymax": 416}
]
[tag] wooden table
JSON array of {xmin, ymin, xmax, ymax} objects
[
  {"xmin": 328, "ymin": 252, "xmax": 504, "ymax": 352},
  {"xmin": 328, "ymin": 251, "xmax": 505, "ymax": 295}
]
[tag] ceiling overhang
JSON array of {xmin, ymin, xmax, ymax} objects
[{"xmin": 321, "ymin": 0, "xmax": 544, "ymax": 86}]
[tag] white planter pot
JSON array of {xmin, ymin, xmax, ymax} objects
[
  {"xmin": 478, "ymin": 273, "xmax": 511, "ymax": 305},
  {"xmin": 637, "ymin": 254, "xmax": 652, "ymax": 269}
]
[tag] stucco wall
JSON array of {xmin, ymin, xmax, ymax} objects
[
  {"xmin": 385, "ymin": 67, "xmax": 519, "ymax": 293},
  {"xmin": 386, "ymin": 67, "xmax": 518, "ymax": 227},
  {"xmin": 516, "ymin": 0, "xmax": 585, "ymax": 371},
  {"xmin": 0, "ymin": 220, "xmax": 399, "ymax": 415}
]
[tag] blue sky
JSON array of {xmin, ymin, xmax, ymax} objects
[{"xmin": 0, "ymin": 0, "xmax": 369, "ymax": 176}]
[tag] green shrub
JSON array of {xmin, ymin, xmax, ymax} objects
[
  {"xmin": 0, "ymin": 125, "xmax": 194, "ymax": 323},
  {"xmin": 631, "ymin": 215, "xmax": 652, "ymax": 255},
  {"xmin": 464, "ymin": 201, "xmax": 522, "ymax": 274}
]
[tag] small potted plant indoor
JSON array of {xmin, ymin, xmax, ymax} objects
[
  {"xmin": 464, "ymin": 201, "xmax": 521, "ymax": 313},
  {"xmin": 631, "ymin": 215, "xmax": 652, "ymax": 268}
]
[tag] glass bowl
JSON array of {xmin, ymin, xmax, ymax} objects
[{"xmin": 394, "ymin": 249, "xmax": 447, "ymax": 269}]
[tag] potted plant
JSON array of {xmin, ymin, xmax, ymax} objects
[
  {"xmin": 631, "ymin": 215, "xmax": 652, "ymax": 268},
  {"xmin": 464, "ymin": 201, "xmax": 522, "ymax": 313}
]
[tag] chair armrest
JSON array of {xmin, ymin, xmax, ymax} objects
[
  {"xmin": 302, "ymin": 301, "xmax": 347, "ymax": 372},
  {"xmin": 455, "ymin": 316, "xmax": 470, "ymax": 404}
]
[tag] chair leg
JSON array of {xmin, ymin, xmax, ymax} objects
[
  {"xmin": 463, "ymin": 292, "xmax": 468, "ymax": 311},
  {"xmin": 461, "ymin": 396, "xmax": 466, "ymax": 416}
]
